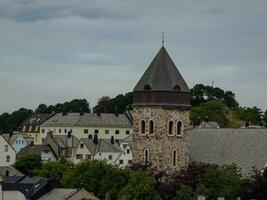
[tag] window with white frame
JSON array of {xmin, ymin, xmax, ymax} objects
[
  {"xmin": 168, "ymin": 120, "xmax": 174, "ymax": 135},
  {"xmin": 177, "ymin": 121, "xmax": 183, "ymax": 136}
]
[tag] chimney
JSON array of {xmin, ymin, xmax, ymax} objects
[
  {"xmin": 111, "ymin": 136, "xmax": 114, "ymax": 144},
  {"xmin": 67, "ymin": 131, "xmax": 72, "ymax": 138},
  {"xmin": 245, "ymin": 121, "xmax": 249, "ymax": 128},
  {"xmin": 205, "ymin": 116, "xmax": 209, "ymax": 122},
  {"xmin": 28, "ymin": 171, "xmax": 33, "ymax": 177},
  {"xmin": 115, "ymin": 106, "xmax": 119, "ymax": 117},
  {"xmin": 93, "ymin": 134, "xmax": 98, "ymax": 144},
  {"xmin": 30, "ymin": 141, "xmax": 34, "ymax": 146}
]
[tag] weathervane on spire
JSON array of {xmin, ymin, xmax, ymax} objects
[{"xmin": 162, "ymin": 32, "xmax": 165, "ymax": 47}]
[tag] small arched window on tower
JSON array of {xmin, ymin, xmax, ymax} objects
[
  {"xmin": 173, "ymin": 85, "xmax": 181, "ymax": 91},
  {"xmin": 168, "ymin": 120, "xmax": 174, "ymax": 135},
  {"xmin": 149, "ymin": 120, "xmax": 155, "ymax": 134},
  {"xmin": 144, "ymin": 148, "xmax": 149, "ymax": 165},
  {"xmin": 172, "ymin": 150, "xmax": 177, "ymax": 167},
  {"xmin": 144, "ymin": 84, "xmax": 151, "ymax": 91},
  {"xmin": 177, "ymin": 121, "xmax": 183, "ymax": 136},
  {"xmin": 140, "ymin": 120, "xmax": 146, "ymax": 135}
]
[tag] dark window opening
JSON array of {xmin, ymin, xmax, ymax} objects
[
  {"xmin": 169, "ymin": 121, "xmax": 174, "ymax": 135},
  {"xmin": 177, "ymin": 121, "xmax": 182, "ymax": 135},
  {"xmin": 173, "ymin": 85, "xmax": 181, "ymax": 91},
  {"xmin": 144, "ymin": 85, "xmax": 151, "ymax": 90},
  {"xmin": 149, "ymin": 120, "xmax": 154, "ymax": 134},
  {"xmin": 173, "ymin": 150, "xmax": 177, "ymax": 167},
  {"xmin": 140, "ymin": 120, "xmax": 146, "ymax": 134},
  {"xmin": 144, "ymin": 149, "xmax": 149, "ymax": 165}
]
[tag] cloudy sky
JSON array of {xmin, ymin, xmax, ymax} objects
[{"xmin": 0, "ymin": 0, "xmax": 267, "ymax": 113}]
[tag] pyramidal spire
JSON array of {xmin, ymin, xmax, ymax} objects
[{"xmin": 134, "ymin": 47, "xmax": 190, "ymax": 92}]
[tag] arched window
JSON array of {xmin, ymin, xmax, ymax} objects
[
  {"xmin": 172, "ymin": 150, "xmax": 177, "ymax": 167},
  {"xmin": 168, "ymin": 121, "xmax": 174, "ymax": 135},
  {"xmin": 144, "ymin": 85, "xmax": 151, "ymax": 90},
  {"xmin": 149, "ymin": 120, "xmax": 155, "ymax": 134},
  {"xmin": 144, "ymin": 148, "xmax": 149, "ymax": 164},
  {"xmin": 140, "ymin": 120, "xmax": 146, "ymax": 134},
  {"xmin": 173, "ymin": 85, "xmax": 181, "ymax": 91},
  {"xmin": 177, "ymin": 121, "xmax": 183, "ymax": 135}
]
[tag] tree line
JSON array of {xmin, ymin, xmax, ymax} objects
[
  {"xmin": 1, "ymin": 84, "xmax": 266, "ymax": 133},
  {"xmin": 13, "ymin": 155, "xmax": 267, "ymax": 200}
]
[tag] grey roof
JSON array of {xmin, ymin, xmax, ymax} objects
[
  {"xmin": 197, "ymin": 121, "xmax": 220, "ymax": 129},
  {"xmin": 0, "ymin": 166, "xmax": 24, "ymax": 177},
  {"xmin": 79, "ymin": 138, "xmax": 122, "ymax": 155},
  {"xmin": 41, "ymin": 113, "xmax": 132, "ymax": 128},
  {"xmin": 37, "ymin": 188, "xmax": 77, "ymax": 200},
  {"xmin": 20, "ymin": 113, "xmax": 54, "ymax": 133},
  {"xmin": 97, "ymin": 139, "xmax": 121, "ymax": 153},
  {"xmin": 52, "ymin": 135, "xmax": 79, "ymax": 148},
  {"xmin": 134, "ymin": 47, "xmax": 190, "ymax": 92},
  {"xmin": 17, "ymin": 144, "xmax": 57, "ymax": 159},
  {"xmin": 189, "ymin": 128, "xmax": 267, "ymax": 174}
]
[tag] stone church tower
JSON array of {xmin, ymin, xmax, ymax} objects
[{"xmin": 132, "ymin": 47, "xmax": 191, "ymax": 172}]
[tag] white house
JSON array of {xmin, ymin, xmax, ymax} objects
[
  {"xmin": 40, "ymin": 113, "xmax": 133, "ymax": 144},
  {"xmin": 72, "ymin": 135, "xmax": 133, "ymax": 167},
  {"xmin": 0, "ymin": 135, "xmax": 16, "ymax": 167},
  {"xmin": 2, "ymin": 133, "xmax": 33, "ymax": 153}
]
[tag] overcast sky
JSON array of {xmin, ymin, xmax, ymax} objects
[{"xmin": 0, "ymin": 0, "xmax": 267, "ymax": 113}]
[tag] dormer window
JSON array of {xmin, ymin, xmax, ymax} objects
[
  {"xmin": 144, "ymin": 85, "xmax": 151, "ymax": 90},
  {"xmin": 173, "ymin": 85, "xmax": 181, "ymax": 91}
]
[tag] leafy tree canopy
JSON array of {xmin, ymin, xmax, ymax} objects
[
  {"xmin": 191, "ymin": 84, "xmax": 239, "ymax": 108},
  {"xmin": 13, "ymin": 155, "xmax": 42, "ymax": 175}
]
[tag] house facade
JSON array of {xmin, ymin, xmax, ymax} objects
[
  {"xmin": 2, "ymin": 133, "xmax": 33, "ymax": 153},
  {"xmin": 0, "ymin": 135, "xmax": 16, "ymax": 167},
  {"xmin": 19, "ymin": 113, "xmax": 54, "ymax": 145},
  {"xmin": 40, "ymin": 113, "xmax": 133, "ymax": 144}
]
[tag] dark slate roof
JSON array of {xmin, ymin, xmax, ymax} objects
[
  {"xmin": 2, "ymin": 176, "xmax": 61, "ymax": 200},
  {"xmin": 189, "ymin": 128, "xmax": 267, "ymax": 174},
  {"xmin": 17, "ymin": 144, "xmax": 57, "ymax": 159},
  {"xmin": 134, "ymin": 47, "xmax": 190, "ymax": 92},
  {"xmin": 42, "ymin": 113, "xmax": 132, "ymax": 128},
  {"xmin": 20, "ymin": 113, "xmax": 54, "ymax": 133}
]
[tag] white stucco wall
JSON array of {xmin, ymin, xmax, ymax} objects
[
  {"xmin": 72, "ymin": 141, "xmax": 92, "ymax": 164},
  {"xmin": 0, "ymin": 135, "xmax": 16, "ymax": 167},
  {"xmin": 41, "ymin": 151, "xmax": 57, "ymax": 161},
  {"xmin": 39, "ymin": 126, "xmax": 132, "ymax": 143},
  {"xmin": 1, "ymin": 190, "xmax": 26, "ymax": 200}
]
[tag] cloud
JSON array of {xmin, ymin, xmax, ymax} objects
[{"xmin": 0, "ymin": 0, "xmax": 138, "ymax": 22}]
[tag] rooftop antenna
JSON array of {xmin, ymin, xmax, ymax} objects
[{"xmin": 162, "ymin": 32, "xmax": 165, "ymax": 47}]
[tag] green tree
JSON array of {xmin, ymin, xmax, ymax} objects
[
  {"xmin": 190, "ymin": 100, "xmax": 229, "ymax": 127},
  {"xmin": 93, "ymin": 96, "xmax": 111, "ymax": 113},
  {"xmin": 8, "ymin": 108, "xmax": 33, "ymax": 132},
  {"xmin": 34, "ymin": 157, "xmax": 73, "ymax": 181},
  {"xmin": 0, "ymin": 113, "xmax": 10, "ymax": 133},
  {"xmin": 264, "ymin": 110, "xmax": 267, "ymax": 127},
  {"xmin": 13, "ymin": 155, "xmax": 42, "ymax": 175},
  {"xmin": 237, "ymin": 106, "xmax": 262, "ymax": 125},
  {"xmin": 62, "ymin": 160, "xmax": 129, "ymax": 200},
  {"xmin": 175, "ymin": 185, "xmax": 195, "ymax": 200},
  {"xmin": 118, "ymin": 171, "xmax": 161, "ymax": 200},
  {"xmin": 197, "ymin": 164, "xmax": 245, "ymax": 200},
  {"xmin": 190, "ymin": 84, "xmax": 239, "ymax": 108}
]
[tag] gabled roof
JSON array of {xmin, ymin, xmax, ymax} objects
[
  {"xmin": 134, "ymin": 47, "xmax": 190, "ymax": 92},
  {"xmin": 17, "ymin": 145, "xmax": 57, "ymax": 159},
  {"xmin": 41, "ymin": 113, "xmax": 132, "ymax": 128},
  {"xmin": 20, "ymin": 113, "xmax": 54, "ymax": 133},
  {"xmin": 189, "ymin": 128, "xmax": 267, "ymax": 174}
]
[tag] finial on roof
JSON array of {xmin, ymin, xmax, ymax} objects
[{"xmin": 162, "ymin": 32, "xmax": 165, "ymax": 47}]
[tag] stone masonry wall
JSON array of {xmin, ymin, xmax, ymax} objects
[{"xmin": 132, "ymin": 106, "xmax": 191, "ymax": 172}]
